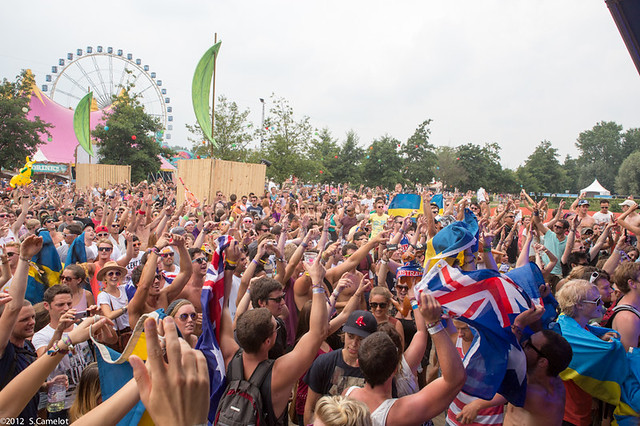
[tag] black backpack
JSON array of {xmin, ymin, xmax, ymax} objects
[{"xmin": 215, "ymin": 350, "xmax": 275, "ymax": 426}]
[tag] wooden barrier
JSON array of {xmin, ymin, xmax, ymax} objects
[
  {"xmin": 176, "ymin": 159, "xmax": 266, "ymax": 204},
  {"xmin": 76, "ymin": 164, "xmax": 131, "ymax": 189}
]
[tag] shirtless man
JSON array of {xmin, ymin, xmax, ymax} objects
[
  {"xmin": 570, "ymin": 198, "xmax": 595, "ymax": 231},
  {"xmin": 176, "ymin": 248, "xmax": 209, "ymax": 312},
  {"xmin": 616, "ymin": 200, "xmax": 640, "ymax": 236},
  {"xmin": 127, "ymin": 234, "xmax": 192, "ymax": 328},
  {"xmin": 503, "ymin": 330, "xmax": 572, "ymax": 426}
]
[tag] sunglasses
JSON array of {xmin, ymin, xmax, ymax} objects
[
  {"xmin": 98, "ymin": 247, "xmax": 113, "ymax": 252},
  {"xmin": 161, "ymin": 252, "xmax": 174, "ymax": 257},
  {"xmin": 193, "ymin": 257, "xmax": 207, "ymax": 264},
  {"xmin": 178, "ymin": 312, "xmax": 197, "ymax": 321},
  {"xmin": 370, "ymin": 302, "xmax": 388, "ymax": 310},
  {"xmin": 583, "ymin": 296, "xmax": 602, "ymax": 306},
  {"xmin": 6, "ymin": 252, "xmax": 18, "ymax": 258},
  {"xmin": 524, "ymin": 339, "xmax": 547, "ymax": 359},
  {"xmin": 97, "ymin": 233, "xmax": 109, "ymax": 237},
  {"xmin": 589, "ymin": 271, "xmax": 600, "ymax": 284},
  {"xmin": 0, "ymin": 214, "xmax": 7, "ymax": 218},
  {"xmin": 45, "ymin": 219, "xmax": 54, "ymax": 224},
  {"xmin": 106, "ymin": 271, "xmax": 122, "ymax": 277},
  {"xmin": 61, "ymin": 275, "xmax": 77, "ymax": 282},
  {"xmin": 396, "ymin": 285, "xmax": 409, "ymax": 292},
  {"xmin": 267, "ymin": 294, "xmax": 286, "ymax": 303}
]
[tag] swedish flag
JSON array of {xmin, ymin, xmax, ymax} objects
[
  {"xmin": 388, "ymin": 193, "xmax": 422, "ymax": 218},
  {"xmin": 423, "ymin": 208, "xmax": 478, "ymax": 273},
  {"xmin": 26, "ymin": 230, "xmax": 62, "ymax": 303}
]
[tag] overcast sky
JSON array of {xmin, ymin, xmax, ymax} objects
[{"xmin": 2, "ymin": 0, "xmax": 639, "ymax": 169}]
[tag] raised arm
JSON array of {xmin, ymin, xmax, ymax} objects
[
  {"xmin": 402, "ymin": 289, "xmax": 428, "ymax": 374},
  {"xmin": 161, "ymin": 235, "xmax": 192, "ymax": 303},
  {"xmin": 616, "ymin": 203, "xmax": 640, "ymax": 235},
  {"xmin": 0, "ymin": 236, "xmax": 42, "ymax": 358}
]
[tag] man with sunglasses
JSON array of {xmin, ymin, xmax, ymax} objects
[
  {"xmin": 127, "ymin": 234, "xmax": 192, "ymax": 329},
  {"xmin": 532, "ymin": 200, "xmax": 569, "ymax": 278},
  {"xmin": 504, "ymin": 329, "xmax": 573, "ymax": 426},
  {"xmin": 246, "ymin": 277, "xmax": 289, "ymax": 360},
  {"xmin": 56, "ymin": 208, "xmax": 76, "ymax": 232},
  {"xmin": 158, "ymin": 246, "xmax": 180, "ymax": 286},
  {"xmin": 56, "ymin": 223, "xmax": 82, "ymax": 262},
  {"xmin": 369, "ymin": 198, "xmax": 389, "ymax": 238}
]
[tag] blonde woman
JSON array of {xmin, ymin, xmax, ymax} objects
[
  {"xmin": 166, "ymin": 299, "xmax": 198, "ymax": 348},
  {"xmin": 69, "ymin": 363, "xmax": 101, "ymax": 421},
  {"xmin": 314, "ymin": 395, "xmax": 372, "ymax": 426},
  {"xmin": 369, "ymin": 287, "xmax": 404, "ymax": 347}
]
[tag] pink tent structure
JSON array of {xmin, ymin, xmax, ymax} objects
[{"xmin": 26, "ymin": 85, "xmax": 108, "ymax": 163}]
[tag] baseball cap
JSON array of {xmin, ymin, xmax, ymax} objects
[
  {"xmin": 343, "ymin": 310, "xmax": 377, "ymax": 338},
  {"xmin": 95, "ymin": 225, "xmax": 108, "ymax": 233},
  {"xmin": 577, "ymin": 199, "xmax": 590, "ymax": 207},
  {"xmin": 581, "ymin": 227, "xmax": 594, "ymax": 236},
  {"xmin": 620, "ymin": 200, "xmax": 636, "ymax": 207}
]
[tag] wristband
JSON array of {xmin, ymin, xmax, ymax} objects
[
  {"xmin": 47, "ymin": 340, "xmax": 69, "ymax": 356},
  {"xmin": 60, "ymin": 334, "xmax": 75, "ymax": 354},
  {"xmin": 148, "ymin": 247, "xmax": 160, "ymax": 256},
  {"xmin": 483, "ymin": 247, "xmax": 491, "ymax": 253},
  {"xmin": 183, "ymin": 214, "xmax": 189, "ymax": 221},
  {"xmin": 312, "ymin": 287, "xmax": 325, "ymax": 295},
  {"xmin": 379, "ymin": 260, "xmax": 388, "ymax": 265},
  {"xmin": 301, "ymin": 242, "xmax": 308, "ymax": 248},
  {"xmin": 252, "ymin": 259, "xmax": 259, "ymax": 266},
  {"xmin": 331, "ymin": 289, "xmax": 340, "ymax": 299},
  {"xmin": 20, "ymin": 256, "xmax": 31, "ymax": 262},
  {"xmin": 410, "ymin": 299, "xmax": 419, "ymax": 310},
  {"xmin": 122, "ymin": 306, "xmax": 128, "ymax": 314},
  {"xmin": 428, "ymin": 323, "xmax": 445, "ymax": 335},
  {"xmin": 225, "ymin": 259, "xmax": 237, "ymax": 265},
  {"xmin": 224, "ymin": 263, "xmax": 237, "ymax": 271}
]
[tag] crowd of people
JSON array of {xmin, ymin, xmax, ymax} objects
[{"xmin": 1, "ymin": 177, "xmax": 640, "ymax": 426}]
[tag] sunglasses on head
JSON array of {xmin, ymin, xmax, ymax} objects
[
  {"xmin": 583, "ymin": 296, "xmax": 602, "ymax": 306},
  {"xmin": 178, "ymin": 312, "xmax": 197, "ymax": 321},
  {"xmin": 370, "ymin": 302, "xmax": 388, "ymax": 309}
]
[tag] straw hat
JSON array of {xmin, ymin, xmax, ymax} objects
[{"xmin": 97, "ymin": 261, "xmax": 127, "ymax": 282}]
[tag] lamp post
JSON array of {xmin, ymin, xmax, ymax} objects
[{"xmin": 260, "ymin": 98, "xmax": 265, "ymax": 144}]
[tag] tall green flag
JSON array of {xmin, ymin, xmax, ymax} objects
[
  {"xmin": 73, "ymin": 92, "xmax": 94, "ymax": 156},
  {"xmin": 192, "ymin": 41, "xmax": 221, "ymax": 147}
]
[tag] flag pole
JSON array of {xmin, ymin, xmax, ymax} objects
[{"xmin": 210, "ymin": 33, "xmax": 217, "ymax": 158}]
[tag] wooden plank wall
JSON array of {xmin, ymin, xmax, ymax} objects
[
  {"xmin": 76, "ymin": 164, "xmax": 131, "ymax": 190},
  {"xmin": 176, "ymin": 159, "xmax": 266, "ymax": 205}
]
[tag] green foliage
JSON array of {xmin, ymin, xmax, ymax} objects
[
  {"xmin": 360, "ymin": 135, "xmax": 403, "ymax": 188},
  {"xmin": 454, "ymin": 142, "xmax": 505, "ymax": 192},
  {"xmin": 615, "ymin": 151, "xmax": 640, "ymax": 195},
  {"xmin": 575, "ymin": 121, "xmax": 624, "ymax": 190},
  {"xmin": 434, "ymin": 146, "xmax": 468, "ymax": 190},
  {"xmin": 307, "ymin": 128, "xmax": 340, "ymax": 184},
  {"xmin": 92, "ymin": 86, "xmax": 171, "ymax": 183},
  {"xmin": 260, "ymin": 95, "xmax": 315, "ymax": 183},
  {"xmin": 0, "ymin": 70, "xmax": 52, "ymax": 169},
  {"xmin": 335, "ymin": 130, "xmax": 364, "ymax": 185},
  {"xmin": 187, "ymin": 95, "xmax": 254, "ymax": 161},
  {"xmin": 561, "ymin": 155, "xmax": 580, "ymax": 193},
  {"xmin": 401, "ymin": 119, "xmax": 437, "ymax": 185},
  {"xmin": 516, "ymin": 141, "xmax": 566, "ymax": 193}
]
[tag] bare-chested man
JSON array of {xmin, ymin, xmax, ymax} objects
[
  {"xmin": 504, "ymin": 330, "xmax": 572, "ymax": 426},
  {"xmin": 616, "ymin": 200, "xmax": 640, "ymax": 236},
  {"xmin": 571, "ymin": 198, "xmax": 595, "ymax": 231}
]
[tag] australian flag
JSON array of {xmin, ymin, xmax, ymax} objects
[
  {"xmin": 415, "ymin": 259, "xmax": 531, "ymax": 406},
  {"xmin": 196, "ymin": 235, "xmax": 232, "ymax": 422}
]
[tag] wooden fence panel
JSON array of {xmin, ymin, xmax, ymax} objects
[{"xmin": 76, "ymin": 164, "xmax": 131, "ymax": 190}]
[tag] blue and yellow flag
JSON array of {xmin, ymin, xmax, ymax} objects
[
  {"xmin": 423, "ymin": 208, "xmax": 478, "ymax": 273},
  {"xmin": 553, "ymin": 315, "xmax": 640, "ymax": 424},
  {"xmin": 25, "ymin": 230, "xmax": 62, "ymax": 303},
  {"xmin": 430, "ymin": 193, "xmax": 444, "ymax": 215},
  {"xmin": 388, "ymin": 193, "xmax": 422, "ymax": 218},
  {"xmin": 65, "ymin": 232, "xmax": 87, "ymax": 267}
]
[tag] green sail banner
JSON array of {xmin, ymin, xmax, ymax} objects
[
  {"xmin": 73, "ymin": 92, "xmax": 94, "ymax": 156},
  {"xmin": 192, "ymin": 41, "xmax": 221, "ymax": 147}
]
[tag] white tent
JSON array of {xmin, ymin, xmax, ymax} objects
[{"xmin": 580, "ymin": 179, "xmax": 610, "ymax": 197}]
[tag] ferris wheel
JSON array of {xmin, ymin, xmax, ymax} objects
[{"xmin": 41, "ymin": 46, "xmax": 173, "ymax": 141}]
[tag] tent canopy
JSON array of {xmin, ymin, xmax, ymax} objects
[{"xmin": 580, "ymin": 179, "xmax": 611, "ymax": 196}]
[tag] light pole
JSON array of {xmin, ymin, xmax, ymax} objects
[{"xmin": 260, "ymin": 98, "xmax": 265, "ymax": 144}]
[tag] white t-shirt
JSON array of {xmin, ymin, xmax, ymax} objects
[
  {"xmin": 592, "ymin": 211, "xmax": 614, "ymax": 225},
  {"xmin": 97, "ymin": 286, "xmax": 130, "ymax": 331},
  {"xmin": 85, "ymin": 243, "xmax": 98, "ymax": 262},
  {"xmin": 361, "ymin": 197, "xmax": 374, "ymax": 210},
  {"xmin": 229, "ymin": 274, "xmax": 241, "ymax": 320},
  {"xmin": 124, "ymin": 252, "xmax": 144, "ymax": 285},
  {"xmin": 32, "ymin": 324, "xmax": 93, "ymax": 409},
  {"xmin": 0, "ymin": 229, "xmax": 18, "ymax": 245}
]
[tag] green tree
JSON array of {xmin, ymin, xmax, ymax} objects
[
  {"xmin": 622, "ymin": 128, "xmax": 640, "ymax": 159},
  {"xmin": 516, "ymin": 141, "xmax": 566, "ymax": 193},
  {"xmin": 615, "ymin": 151, "xmax": 640, "ymax": 195},
  {"xmin": 361, "ymin": 135, "xmax": 403, "ymax": 188},
  {"xmin": 455, "ymin": 142, "xmax": 504, "ymax": 191},
  {"xmin": 575, "ymin": 121, "xmax": 624, "ymax": 190},
  {"xmin": 260, "ymin": 95, "xmax": 314, "ymax": 183},
  {"xmin": 0, "ymin": 70, "xmax": 52, "ymax": 169},
  {"xmin": 401, "ymin": 119, "xmax": 437, "ymax": 186},
  {"xmin": 561, "ymin": 155, "xmax": 580, "ymax": 193},
  {"xmin": 333, "ymin": 130, "xmax": 364, "ymax": 185},
  {"xmin": 186, "ymin": 95, "xmax": 254, "ymax": 161},
  {"xmin": 307, "ymin": 128, "xmax": 340, "ymax": 184},
  {"xmin": 434, "ymin": 146, "xmax": 468, "ymax": 191},
  {"xmin": 92, "ymin": 86, "xmax": 172, "ymax": 183}
]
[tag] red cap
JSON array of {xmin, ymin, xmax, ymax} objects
[{"xmin": 95, "ymin": 225, "xmax": 109, "ymax": 233}]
